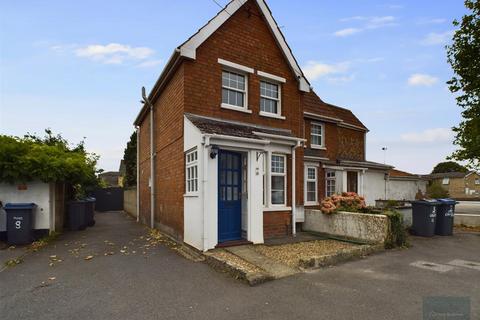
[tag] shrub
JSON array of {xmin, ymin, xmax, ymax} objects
[
  {"xmin": 0, "ymin": 130, "xmax": 101, "ymax": 198},
  {"xmin": 320, "ymin": 192, "xmax": 367, "ymax": 214},
  {"xmin": 426, "ymin": 182, "xmax": 449, "ymax": 198}
]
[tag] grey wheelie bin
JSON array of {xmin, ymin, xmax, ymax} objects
[
  {"xmin": 85, "ymin": 197, "xmax": 96, "ymax": 227},
  {"xmin": 4, "ymin": 203, "xmax": 36, "ymax": 245},
  {"xmin": 411, "ymin": 199, "xmax": 439, "ymax": 237},
  {"xmin": 435, "ymin": 198, "xmax": 456, "ymax": 236},
  {"xmin": 67, "ymin": 200, "xmax": 87, "ymax": 231}
]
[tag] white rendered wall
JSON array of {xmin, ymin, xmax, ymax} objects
[
  {"xmin": 364, "ymin": 170, "xmax": 388, "ymax": 206},
  {"xmin": 0, "ymin": 181, "xmax": 52, "ymax": 230},
  {"xmin": 388, "ymin": 179, "xmax": 427, "ymax": 201}
]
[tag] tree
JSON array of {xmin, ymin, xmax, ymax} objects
[
  {"xmin": 122, "ymin": 132, "xmax": 137, "ymax": 187},
  {"xmin": 446, "ymin": 0, "xmax": 480, "ymax": 169},
  {"xmin": 431, "ymin": 161, "xmax": 468, "ymax": 174}
]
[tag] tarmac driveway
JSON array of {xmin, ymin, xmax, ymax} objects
[{"xmin": 1, "ymin": 211, "xmax": 479, "ymax": 320}]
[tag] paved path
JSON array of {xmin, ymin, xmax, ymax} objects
[{"xmin": 1, "ymin": 211, "xmax": 479, "ymax": 320}]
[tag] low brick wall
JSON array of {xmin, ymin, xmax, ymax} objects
[
  {"xmin": 123, "ymin": 187, "xmax": 137, "ymax": 218},
  {"xmin": 303, "ymin": 209, "xmax": 389, "ymax": 243},
  {"xmin": 263, "ymin": 211, "xmax": 292, "ymax": 239}
]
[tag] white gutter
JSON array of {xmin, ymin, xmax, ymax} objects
[
  {"xmin": 204, "ymin": 133, "xmax": 271, "ymax": 145},
  {"xmin": 252, "ymin": 131, "xmax": 306, "ymax": 144},
  {"xmin": 136, "ymin": 126, "xmax": 140, "ymax": 222},
  {"xmin": 150, "ymin": 105, "xmax": 155, "ymax": 229},
  {"xmin": 291, "ymin": 141, "xmax": 302, "ymax": 236},
  {"xmin": 202, "ymin": 136, "xmax": 210, "ymax": 251}
]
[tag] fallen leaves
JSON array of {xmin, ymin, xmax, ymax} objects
[
  {"xmin": 4, "ymin": 257, "xmax": 23, "ymax": 268},
  {"xmin": 84, "ymin": 255, "xmax": 94, "ymax": 261}
]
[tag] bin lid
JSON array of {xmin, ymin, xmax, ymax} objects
[
  {"xmin": 411, "ymin": 199, "xmax": 440, "ymax": 206},
  {"xmin": 437, "ymin": 198, "xmax": 456, "ymax": 204},
  {"xmin": 4, "ymin": 203, "xmax": 37, "ymax": 210}
]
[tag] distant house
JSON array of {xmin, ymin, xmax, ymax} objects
[
  {"xmin": 99, "ymin": 171, "xmax": 122, "ymax": 187},
  {"xmin": 427, "ymin": 171, "xmax": 480, "ymax": 199}
]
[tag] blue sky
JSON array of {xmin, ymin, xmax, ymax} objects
[{"xmin": 0, "ymin": 0, "xmax": 467, "ymax": 174}]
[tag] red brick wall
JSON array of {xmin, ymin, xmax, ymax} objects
[
  {"xmin": 263, "ymin": 211, "xmax": 292, "ymax": 239},
  {"xmin": 138, "ymin": 64, "xmax": 185, "ymax": 240},
  {"xmin": 182, "ymin": 0, "xmax": 305, "ymax": 236}
]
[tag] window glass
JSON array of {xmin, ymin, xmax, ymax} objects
[
  {"xmin": 222, "ymin": 71, "xmax": 246, "ymax": 108},
  {"xmin": 260, "ymin": 81, "xmax": 280, "ymax": 114},
  {"xmin": 311, "ymin": 124, "xmax": 323, "ymax": 146},
  {"xmin": 185, "ymin": 150, "xmax": 198, "ymax": 193},
  {"xmin": 271, "ymin": 155, "xmax": 286, "ymax": 205},
  {"xmin": 306, "ymin": 166, "xmax": 317, "ymax": 203},
  {"xmin": 326, "ymin": 170, "xmax": 336, "ymax": 197}
]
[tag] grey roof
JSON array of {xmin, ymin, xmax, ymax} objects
[
  {"xmin": 185, "ymin": 113, "xmax": 296, "ymax": 140},
  {"xmin": 425, "ymin": 171, "xmax": 472, "ymax": 179}
]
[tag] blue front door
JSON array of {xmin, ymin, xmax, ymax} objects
[{"xmin": 218, "ymin": 150, "xmax": 242, "ymax": 243}]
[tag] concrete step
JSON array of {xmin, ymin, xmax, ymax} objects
[{"xmin": 225, "ymin": 245, "xmax": 298, "ymax": 279}]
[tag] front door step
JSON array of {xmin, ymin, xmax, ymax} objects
[{"xmin": 225, "ymin": 245, "xmax": 299, "ymax": 279}]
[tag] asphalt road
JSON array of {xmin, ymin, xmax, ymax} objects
[
  {"xmin": 1, "ymin": 211, "xmax": 479, "ymax": 320},
  {"xmin": 456, "ymin": 201, "xmax": 480, "ymax": 215}
]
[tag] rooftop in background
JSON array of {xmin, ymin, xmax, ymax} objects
[{"xmin": 425, "ymin": 171, "xmax": 479, "ymax": 179}]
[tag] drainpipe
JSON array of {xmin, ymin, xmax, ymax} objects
[
  {"xmin": 291, "ymin": 141, "xmax": 301, "ymax": 236},
  {"xmin": 141, "ymin": 87, "xmax": 155, "ymax": 229},
  {"xmin": 202, "ymin": 136, "xmax": 211, "ymax": 251},
  {"xmin": 136, "ymin": 125, "xmax": 140, "ymax": 222}
]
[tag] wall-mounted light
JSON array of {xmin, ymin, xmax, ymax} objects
[{"xmin": 210, "ymin": 145, "xmax": 219, "ymax": 159}]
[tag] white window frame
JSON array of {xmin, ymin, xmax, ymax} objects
[
  {"xmin": 326, "ymin": 170, "xmax": 336, "ymax": 197},
  {"xmin": 305, "ymin": 166, "xmax": 318, "ymax": 205},
  {"xmin": 219, "ymin": 60, "xmax": 253, "ymax": 114},
  {"xmin": 442, "ymin": 177, "xmax": 450, "ymax": 185},
  {"xmin": 310, "ymin": 122, "xmax": 325, "ymax": 149},
  {"xmin": 270, "ymin": 154, "xmax": 287, "ymax": 206},
  {"xmin": 259, "ymin": 76, "xmax": 285, "ymax": 120},
  {"xmin": 185, "ymin": 149, "xmax": 198, "ymax": 195},
  {"xmin": 475, "ymin": 178, "xmax": 480, "ymax": 185}
]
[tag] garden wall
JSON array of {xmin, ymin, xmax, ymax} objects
[
  {"xmin": 304, "ymin": 209, "xmax": 389, "ymax": 243},
  {"xmin": 124, "ymin": 187, "xmax": 137, "ymax": 218}
]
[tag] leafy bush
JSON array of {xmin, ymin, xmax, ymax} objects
[
  {"xmin": 0, "ymin": 130, "xmax": 101, "ymax": 198},
  {"xmin": 426, "ymin": 182, "xmax": 449, "ymax": 198},
  {"xmin": 383, "ymin": 211, "xmax": 408, "ymax": 249},
  {"xmin": 320, "ymin": 192, "xmax": 367, "ymax": 214}
]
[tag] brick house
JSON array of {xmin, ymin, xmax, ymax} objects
[
  {"xmin": 427, "ymin": 171, "xmax": 480, "ymax": 199},
  {"xmin": 133, "ymin": 0, "xmax": 391, "ymax": 251}
]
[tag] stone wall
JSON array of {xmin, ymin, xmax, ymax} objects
[{"xmin": 303, "ymin": 209, "xmax": 389, "ymax": 243}]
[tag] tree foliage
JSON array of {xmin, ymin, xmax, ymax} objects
[
  {"xmin": 426, "ymin": 182, "xmax": 450, "ymax": 199},
  {"xmin": 431, "ymin": 161, "xmax": 468, "ymax": 174},
  {"xmin": 0, "ymin": 129, "xmax": 100, "ymax": 196},
  {"xmin": 122, "ymin": 131, "xmax": 137, "ymax": 187},
  {"xmin": 446, "ymin": 0, "xmax": 480, "ymax": 169}
]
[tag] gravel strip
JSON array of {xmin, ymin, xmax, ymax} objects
[
  {"xmin": 207, "ymin": 249, "xmax": 264, "ymax": 273},
  {"xmin": 254, "ymin": 240, "xmax": 358, "ymax": 268}
]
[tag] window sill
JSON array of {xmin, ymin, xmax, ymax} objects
[
  {"xmin": 305, "ymin": 202, "xmax": 319, "ymax": 206},
  {"xmin": 311, "ymin": 144, "xmax": 326, "ymax": 150},
  {"xmin": 221, "ymin": 103, "xmax": 252, "ymax": 114},
  {"xmin": 263, "ymin": 206, "xmax": 292, "ymax": 212},
  {"xmin": 184, "ymin": 193, "xmax": 199, "ymax": 198},
  {"xmin": 259, "ymin": 111, "xmax": 285, "ymax": 120}
]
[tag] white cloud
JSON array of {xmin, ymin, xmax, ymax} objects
[
  {"xmin": 334, "ymin": 28, "xmax": 362, "ymax": 37},
  {"xmin": 303, "ymin": 61, "xmax": 350, "ymax": 80},
  {"xmin": 421, "ymin": 31, "xmax": 454, "ymax": 45},
  {"xmin": 74, "ymin": 43, "xmax": 154, "ymax": 64},
  {"xmin": 334, "ymin": 16, "xmax": 397, "ymax": 37},
  {"xmin": 137, "ymin": 59, "xmax": 164, "ymax": 68},
  {"xmin": 327, "ymin": 74, "xmax": 356, "ymax": 84},
  {"xmin": 407, "ymin": 73, "xmax": 438, "ymax": 86},
  {"xmin": 400, "ymin": 128, "xmax": 453, "ymax": 143}
]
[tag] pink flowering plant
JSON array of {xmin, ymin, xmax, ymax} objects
[{"xmin": 320, "ymin": 192, "xmax": 367, "ymax": 214}]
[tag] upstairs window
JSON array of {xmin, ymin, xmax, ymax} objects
[
  {"xmin": 475, "ymin": 178, "xmax": 480, "ymax": 185},
  {"xmin": 442, "ymin": 177, "xmax": 450, "ymax": 185},
  {"xmin": 271, "ymin": 154, "xmax": 286, "ymax": 205},
  {"xmin": 311, "ymin": 123, "xmax": 325, "ymax": 148},
  {"xmin": 185, "ymin": 149, "xmax": 198, "ymax": 194},
  {"xmin": 222, "ymin": 70, "xmax": 246, "ymax": 109},
  {"xmin": 305, "ymin": 166, "xmax": 317, "ymax": 204},
  {"xmin": 260, "ymin": 81, "xmax": 280, "ymax": 115}
]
